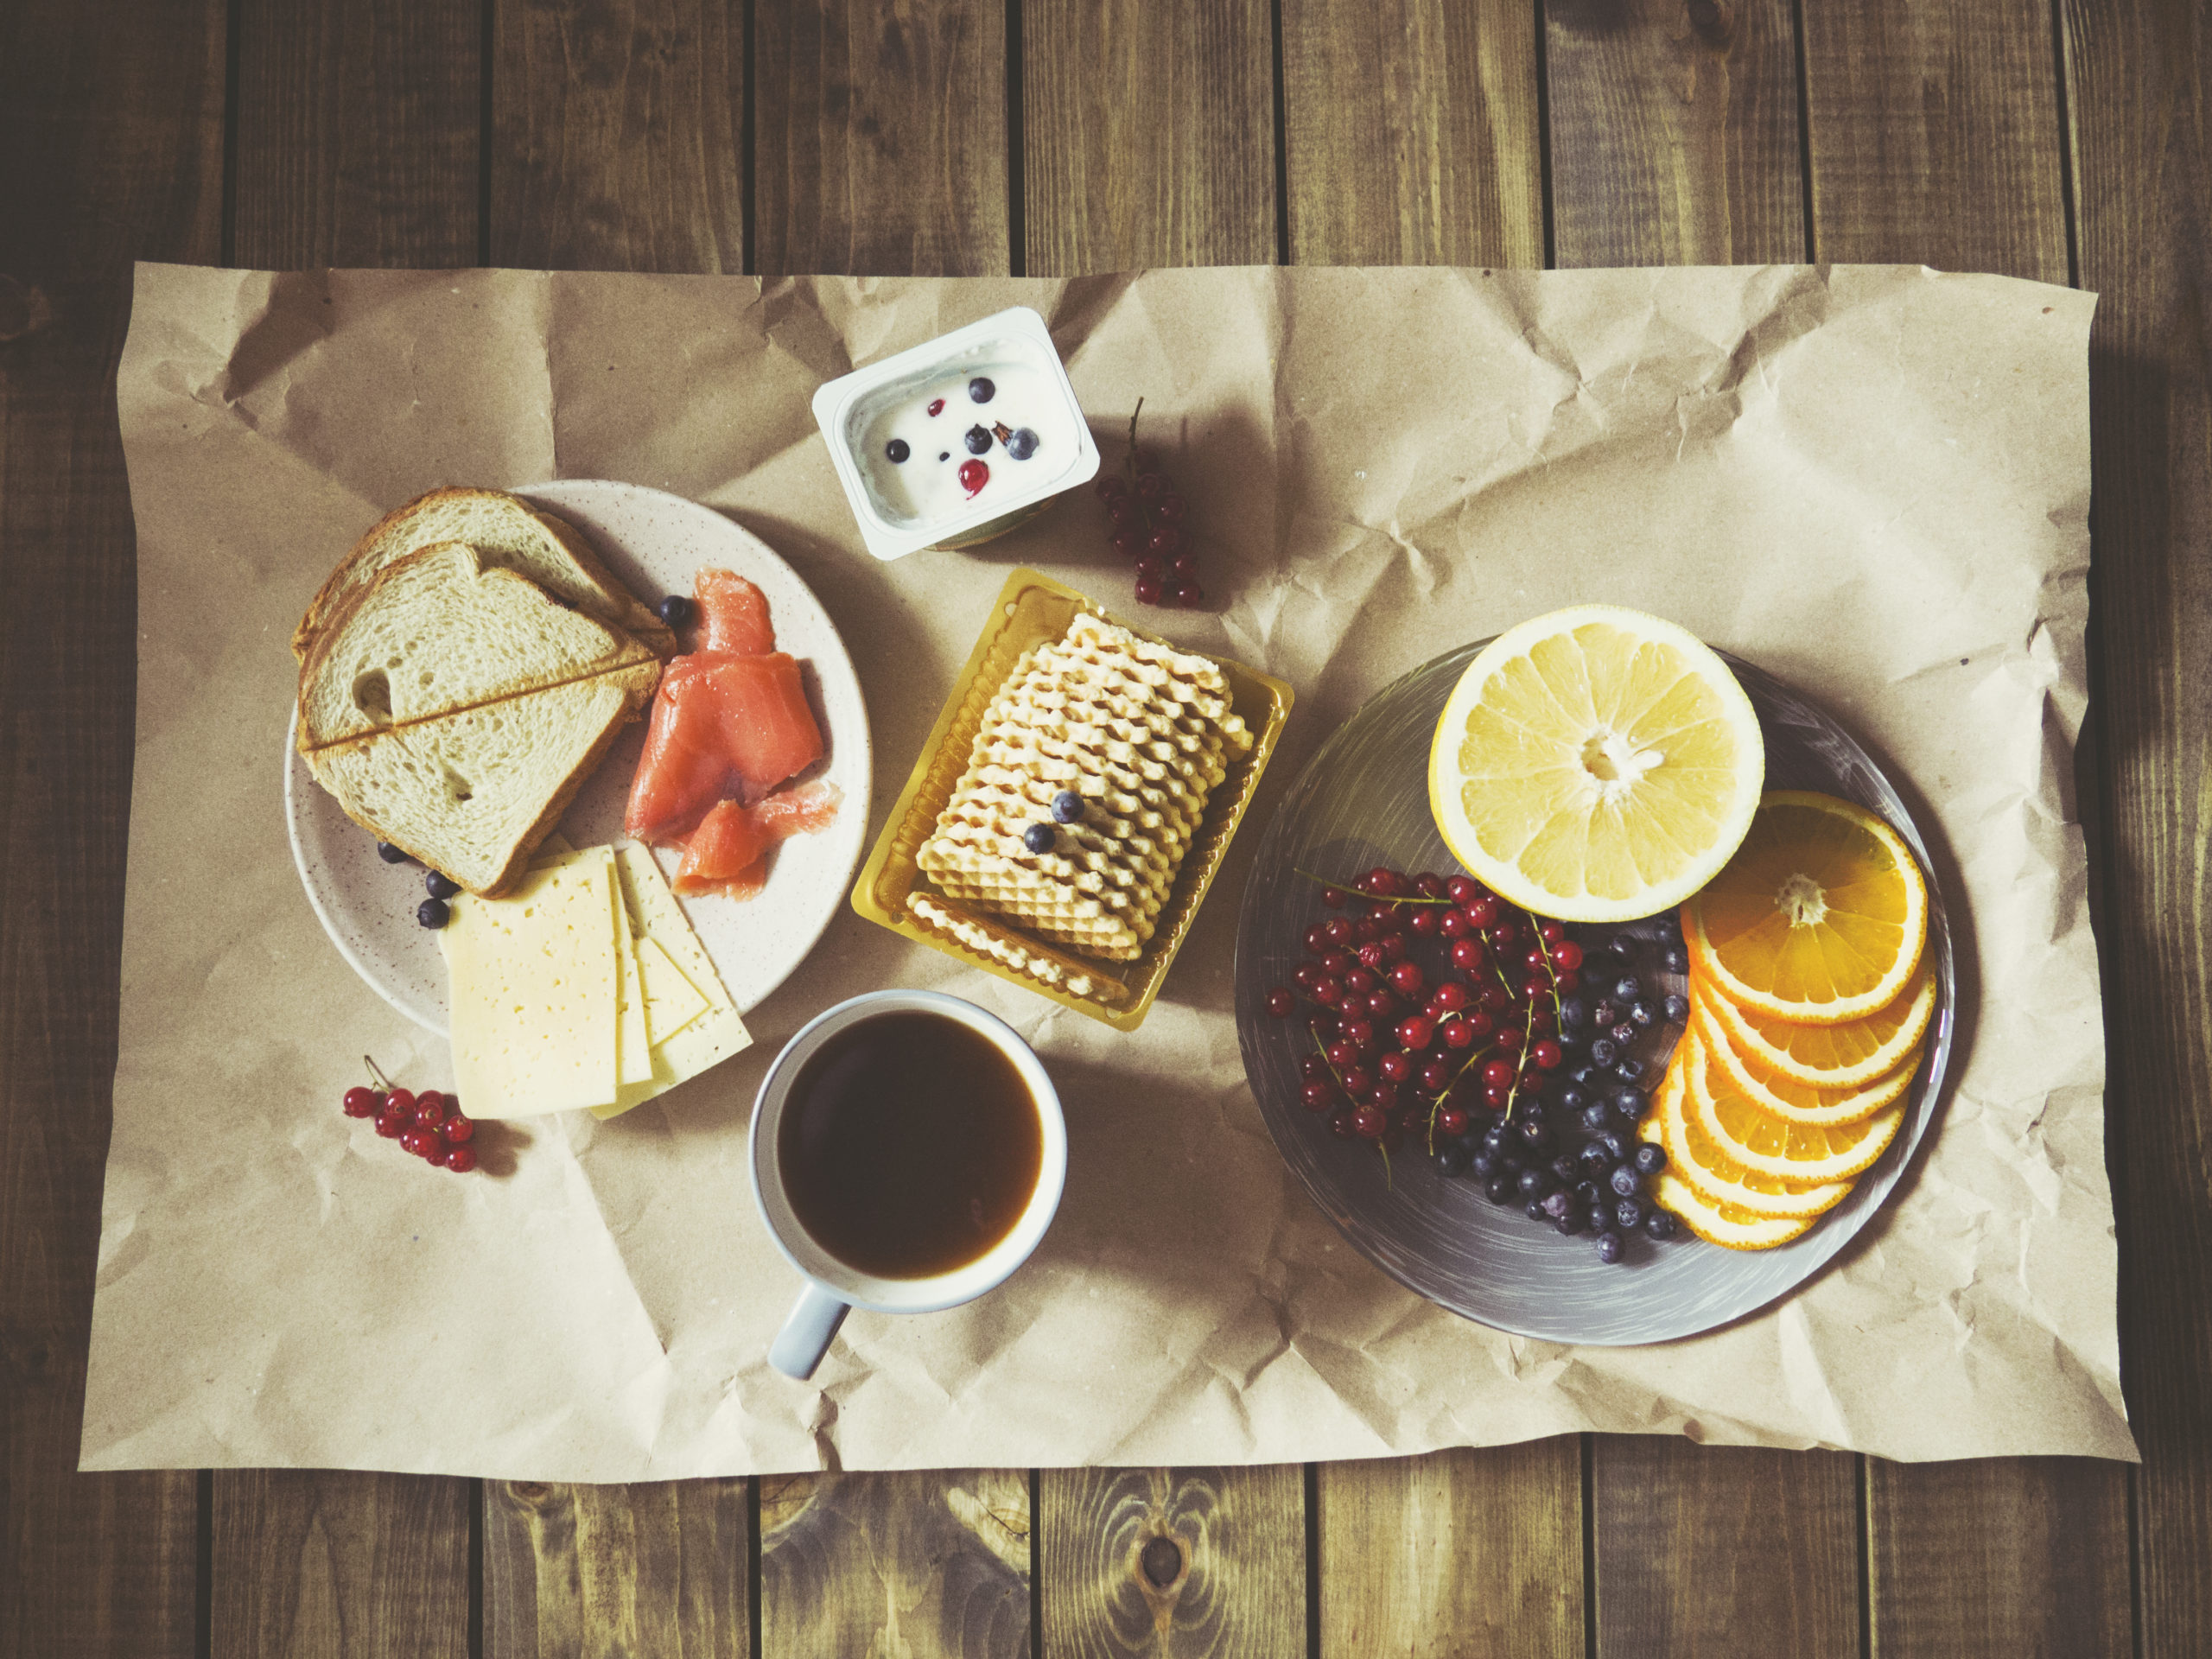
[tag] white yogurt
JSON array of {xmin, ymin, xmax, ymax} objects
[
  {"xmin": 812, "ymin": 308, "xmax": 1100, "ymax": 561},
  {"xmin": 859, "ymin": 358, "xmax": 1079, "ymax": 526}
]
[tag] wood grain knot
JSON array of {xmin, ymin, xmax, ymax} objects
[
  {"xmin": 506, "ymin": 1482, "xmax": 556, "ymax": 1510},
  {"xmin": 1684, "ymin": 0, "xmax": 1732, "ymax": 48},
  {"xmin": 1140, "ymin": 1535, "xmax": 1183, "ymax": 1589}
]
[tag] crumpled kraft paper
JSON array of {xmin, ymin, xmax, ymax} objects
[{"xmin": 84, "ymin": 262, "xmax": 2133, "ymax": 1478}]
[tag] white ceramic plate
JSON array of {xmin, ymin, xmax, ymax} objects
[{"xmin": 284, "ymin": 480, "xmax": 873, "ymax": 1033}]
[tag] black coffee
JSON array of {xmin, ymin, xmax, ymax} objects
[{"xmin": 778, "ymin": 1010, "xmax": 1043, "ymax": 1280}]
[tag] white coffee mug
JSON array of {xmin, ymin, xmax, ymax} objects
[{"xmin": 750, "ymin": 988, "xmax": 1067, "ymax": 1380}]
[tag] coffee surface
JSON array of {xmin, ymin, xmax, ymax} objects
[{"xmin": 779, "ymin": 1011, "xmax": 1042, "ymax": 1279}]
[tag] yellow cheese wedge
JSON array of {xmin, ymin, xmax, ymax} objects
[
  {"xmin": 592, "ymin": 844, "xmax": 753, "ymax": 1120},
  {"xmin": 634, "ymin": 932, "xmax": 709, "ymax": 1050},
  {"xmin": 442, "ymin": 848, "xmax": 621, "ymax": 1117},
  {"xmin": 610, "ymin": 875, "xmax": 655, "ymax": 1089}
]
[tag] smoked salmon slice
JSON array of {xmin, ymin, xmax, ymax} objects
[
  {"xmin": 696, "ymin": 569, "xmax": 778, "ymax": 656},
  {"xmin": 674, "ymin": 780, "xmax": 846, "ymax": 897}
]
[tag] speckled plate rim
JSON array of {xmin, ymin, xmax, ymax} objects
[
  {"xmin": 1233, "ymin": 644, "xmax": 1956, "ymax": 1347},
  {"xmin": 284, "ymin": 480, "xmax": 872, "ymax": 1034}
]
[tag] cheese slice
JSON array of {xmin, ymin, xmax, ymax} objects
[
  {"xmin": 442, "ymin": 847, "xmax": 620, "ymax": 1117},
  {"xmin": 532, "ymin": 831, "xmax": 579, "ymax": 863},
  {"xmin": 592, "ymin": 844, "xmax": 753, "ymax": 1119},
  {"xmin": 634, "ymin": 933, "xmax": 709, "ymax": 1049},
  {"xmin": 611, "ymin": 875, "xmax": 655, "ymax": 1089}
]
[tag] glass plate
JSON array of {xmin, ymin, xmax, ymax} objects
[{"xmin": 1233, "ymin": 645, "xmax": 1956, "ymax": 1345}]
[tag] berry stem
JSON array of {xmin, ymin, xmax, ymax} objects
[
  {"xmin": 363, "ymin": 1055, "xmax": 394, "ymax": 1091},
  {"xmin": 1288, "ymin": 867, "xmax": 1451, "ymax": 903}
]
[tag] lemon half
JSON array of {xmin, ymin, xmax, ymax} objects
[{"xmin": 1427, "ymin": 606, "xmax": 1764, "ymax": 923}]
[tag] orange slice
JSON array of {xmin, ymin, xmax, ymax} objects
[
  {"xmin": 1646, "ymin": 1051, "xmax": 1853, "ymax": 1220},
  {"xmin": 1683, "ymin": 791, "xmax": 1928, "ymax": 1023},
  {"xmin": 1690, "ymin": 983, "xmax": 1920, "ymax": 1127},
  {"xmin": 1684, "ymin": 1031, "xmax": 1903, "ymax": 1183},
  {"xmin": 1697, "ymin": 963, "xmax": 1937, "ymax": 1088},
  {"xmin": 1648, "ymin": 1170, "xmax": 1815, "ymax": 1251}
]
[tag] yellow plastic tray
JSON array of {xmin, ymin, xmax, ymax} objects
[{"xmin": 850, "ymin": 568, "xmax": 1293, "ymax": 1030}]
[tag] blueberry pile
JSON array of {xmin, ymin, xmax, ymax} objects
[{"xmin": 1266, "ymin": 865, "xmax": 1693, "ymax": 1265}]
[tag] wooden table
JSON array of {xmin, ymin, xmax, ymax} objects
[{"xmin": 3, "ymin": 1, "xmax": 2203, "ymax": 1653}]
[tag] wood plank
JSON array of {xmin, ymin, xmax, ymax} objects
[
  {"xmin": 483, "ymin": 1479, "xmax": 748, "ymax": 1657},
  {"xmin": 1319, "ymin": 1442, "xmax": 1581, "ymax": 1659},
  {"xmin": 759, "ymin": 1470, "xmax": 1031, "ymax": 1657},
  {"xmin": 211, "ymin": 1471, "xmax": 470, "ymax": 1658},
  {"xmin": 753, "ymin": 0, "xmax": 1007, "ymax": 276},
  {"xmin": 2063, "ymin": 3, "xmax": 2212, "ymax": 1653},
  {"xmin": 1036, "ymin": 1466, "xmax": 1304, "ymax": 1658},
  {"xmin": 1279, "ymin": 0, "xmax": 1543, "ymax": 267},
  {"xmin": 232, "ymin": 0, "xmax": 481, "ymax": 268},
  {"xmin": 1545, "ymin": 0, "xmax": 1806, "ymax": 265},
  {"xmin": 1867, "ymin": 1458, "xmax": 2132, "ymax": 1656},
  {"xmin": 1800, "ymin": 3, "xmax": 2140, "ymax": 1654},
  {"xmin": 1021, "ymin": 0, "xmax": 1276, "ymax": 271},
  {"xmin": 0, "ymin": 0, "xmax": 223, "ymax": 1655},
  {"xmin": 1801, "ymin": 0, "xmax": 2069, "ymax": 279},
  {"xmin": 1593, "ymin": 1441, "xmax": 1858, "ymax": 1656},
  {"xmin": 492, "ymin": 0, "xmax": 743, "ymax": 272}
]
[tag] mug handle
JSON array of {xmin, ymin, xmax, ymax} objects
[{"xmin": 769, "ymin": 1283, "xmax": 850, "ymax": 1380}]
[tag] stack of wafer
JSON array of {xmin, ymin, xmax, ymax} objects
[{"xmin": 915, "ymin": 612, "xmax": 1253, "ymax": 962}]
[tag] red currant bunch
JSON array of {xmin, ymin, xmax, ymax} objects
[
  {"xmin": 344, "ymin": 1057, "xmax": 479, "ymax": 1173},
  {"xmin": 1095, "ymin": 399, "xmax": 1206, "ymax": 609}
]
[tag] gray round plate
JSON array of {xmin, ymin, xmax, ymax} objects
[{"xmin": 1233, "ymin": 645, "xmax": 1955, "ymax": 1345}]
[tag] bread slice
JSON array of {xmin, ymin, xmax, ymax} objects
[
  {"xmin": 306, "ymin": 678, "xmax": 643, "ymax": 895},
  {"xmin": 293, "ymin": 486, "xmax": 677, "ymax": 663},
  {"xmin": 296, "ymin": 541, "xmax": 660, "ymax": 754}
]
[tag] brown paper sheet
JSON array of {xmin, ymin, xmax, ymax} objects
[{"xmin": 86, "ymin": 263, "xmax": 2133, "ymax": 1477}]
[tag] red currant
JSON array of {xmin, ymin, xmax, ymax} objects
[
  {"xmin": 1323, "ymin": 950, "xmax": 1357, "ymax": 978},
  {"xmin": 1483, "ymin": 1084, "xmax": 1510, "ymax": 1109},
  {"xmin": 1450, "ymin": 938, "xmax": 1485, "ymax": 971},
  {"xmin": 1340, "ymin": 1065, "xmax": 1373, "ymax": 1096},
  {"xmin": 1440, "ymin": 1017, "xmax": 1475, "ymax": 1050},
  {"xmin": 1437, "ymin": 908, "xmax": 1469, "ymax": 938},
  {"xmin": 1414, "ymin": 872, "xmax": 1446, "ymax": 899},
  {"xmin": 1396, "ymin": 1015, "xmax": 1436, "ymax": 1051},
  {"xmin": 1324, "ymin": 916, "xmax": 1355, "ymax": 947},
  {"xmin": 1488, "ymin": 919, "xmax": 1518, "ymax": 950},
  {"xmin": 1532, "ymin": 1039, "xmax": 1565, "ymax": 1070},
  {"xmin": 1465, "ymin": 1008, "xmax": 1495, "ymax": 1039},
  {"xmin": 958, "ymin": 458, "xmax": 989, "ymax": 495},
  {"xmin": 1357, "ymin": 940, "xmax": 1387, "ymax": 970},
  {"xmin": 1365, "ymin": 990, "xmax": 1400, "ymax": 1021},
  {"xmin": 1539, "ymin": 921, "xmax": 1565, "ymax": 944},
  {"xmin": 1342, "ymin": 966, "xmax": 1376, "ymax": 996},
  {"xmin": 929, "ymin": 397, "xmax": 947, "ymax": 416},
  {"xmin": 1431, "ymin": 980, "xmax": 1470, "ymax": 1014},
  {"xmin": 1148, "ymin": 525, "xmax": 1182, "ymax": 556},
  {"xmin": 1436, "ymin": 1105, "xmax": 1470, "ymax": 1137},
  {"xmin": 398, "ymin": 1128, "xmax": 428, "ymax": 1157},
  {"xmin": 385, "ymin": 1087, "xmax": 416, "ymax": 1118},
  {"xmin": 1303, "ymin": 1081, "xmax": 1335, "ymax": 1111},
  {"xmin": 1464, "ymin": 896, "xmax": 1499, "ymax": 929},
  {"xmin": 1446, "ymin": 874, "xmax": 1481, "ymax": 904},
  {"xmin": 413, "ymin": 1094, "xmax": 447, "ymax": 1129},
  {"xmin": 1361, "ymin": 867, "xmax": 1402, "ymax": 897},
  {"xmin": 1552, "ymin": 939, "xmax": 1585, "ymax": 971},
  {"xmin": 1367, "ymin": 1081, "xmax": 1401, "ymax": 1111},
  {"xmin": 1329, "ymin": 1109, "xmax": 1359, "ymax": 1139},
  {"xmin": 1378, "ymin": 1051, "xmax": 1413, "ymax": 1084},
  {"xmin": 1155, "ymin": 493, "xmax": 1187, "ymax": 520},
  {"xmin": 1136, "ymin": 471, "xmax": 1168, "ymax": 498},
  {"xmin": 1482, "ymin": 1058, "xmax": 1516, "ymax": 1090},
  {"xmin": 1167, "ymin": 580, "xmax": 1205, "ymax": 607},
  {"xmin": 342, "ymin": 1086, "xmax": 382, "ymax": 1119},
  {"xmin": 1388, "ymin": 961, "xmax": 1425, "ymax": 997},
  {"xmin": 1377, "ymin": 933, "xmax": 1408, "ymax": 963},
  {"xmin": 1321, "ymin": 885, "xmax": 1348, "ymax": 908},
  {"xmin": 443, "ymin": 1145, "xmax": 477, "ymax": 1173},
  {"xmin": 1419, "ymin": 1059, "xmax": 1453, "ymax": 1092},
  {"xmin": 1135, "ymin": 575, "xmax": 1163, "ymax": 605},
  {"xmin": 1555, "ymin": 970, "xmax": 1582, "ymax": 993},
  {"xmin": 1341, "ymin": 1017, "xmax": 1376, "ymax": 1050},
  {"xmin": 1134, "ymin": 555, "xmax": 1166, "ymax": 580},
  {"xmin": 1107, "ymin": 494, "xmax": 1138, "ymax": 524},
  {"xmin": 1352, "ymin": 1104, "xmax": 1388, "ymax": 1140},
  {"xmin": 1171, "ymin": 554, "xmax": 1201, "ymax": 579},
  {"xmin": 1266, "ymin": 987, "xmax": 1294, "ymax": 1017},
  {"xmin": 1300, "ymin": 1053, "xmax": 1330, "ymax": 1081},
  {"xmin": 1408, "ymin": 908, "xmax": 1440, "ymax": 937},
  {"xmin": 374, "ymin": 1111, "xmax": 406, "ymax": 1140},
  {"xmin": 1327, "ymin": 1039, "xmax": 1357, "ymax": 1070}
]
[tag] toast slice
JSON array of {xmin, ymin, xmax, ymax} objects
[
  {"xmin": 306, "ymin": 677, "xmax": 645, "ymax": 896},
  {"xmin": 293, "ymin": 486, "xmax": 678, "ymax": 664},
  {"xmin": 296, "ymin": 541, "xmax": 661, "ymax": 755}
]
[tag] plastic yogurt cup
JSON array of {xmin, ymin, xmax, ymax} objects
[{"xmin": 812, "ymin": 307, "xmax": 1100, "ymax": 561}]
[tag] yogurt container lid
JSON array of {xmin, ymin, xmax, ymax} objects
[{"xmin": 810, "ymin": 307, "xmax": 1100, "ymax": 561}]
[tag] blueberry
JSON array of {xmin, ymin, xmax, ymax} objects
[
  {"xmin": 1609, "ymin": 1164, "xmax": 1643, "ymax": 1198},
  {"xmin": 885, "ymin": 437, "xmax": 911, "ymax": 463},
  {"xmin": 1607, "ymin": 933, "xmax": 1636, "ymax": 958},
  {"xmin": 1590, "ymin": 1038, "xmax": 1618, "ymax": 1067},
  {"xmin": 1615, "ymin": 1058, "xmax": 1647, "ymax": 1083},
  {"xmin": 1573, "ymin": 1178, "xmax": 1602, "ymax": 1206},
  {"xmin": 1516, "ymin": 1118, "xmax": 1551, "ymax": 1152},
  {"xmin": 1614, "ymin": 1086, "xmax": 1648, "ymax": 1118},
  {"xmin": 1525, "ymin": 1198, "xmax": 1549, "ymax": 1222},
  {"xmin": 1570, "ymin": 1064, "xmax": 1603, "ymax": 1088},
  {"xmin": 1596, "ymin": 1230, "xmax": 1625, "ymax": 1264},
  {"xmin": 1551, "ymin": 1154, "xmax": 1580, "ymax": 1184},
  {"xmin": 1559, "ymin": 996, "xmax": 1588, "ymax": 1029},
  {"xmin": 1596, "ymin": 1129, "xmax": 1628, "ymax": 1162},
  {"xmin": 1005, "ymin": 427, "xmax": 1039, "ymax": 460},
  {"xmin": 376, "ymin": 841, "xmax": 410, "ymax": 864},
  {"xmin": 1580, "ymin": 1103, "xmax": 1612, "ymax": 1135},
  {"xmin": 1615, "ymin": 1197, "xmax": 1647, "ymax": 1230},
  {"xmin": 965, "ymin": 424, "xmax": 993, "ymax": 454},
  {"xmin": 1484, "ymin": 1173, "xmax": 1515, "ymax": 1205},
  {"xmin": 1644, "ymin": 1209, "xmax": 1679, "ymax": 1242},
  {"xmin": 657, "ymin": 593, "xmax": 696, "ymax": 629},
  {"xmin": 1432, "ymin": 1143, "xmax": 1470, "ymax": 1178},
  {"xmin": 1051, "ymin": 789, "xmax": 1084, "ymax": 823},
  {"xmin": 1633, "ymin": 1143, "xmax": 1668, "ymax": 1177},
  {"xmin": 1555, "ymin": 1210, "xmax": 1585, "ymax": 1236},
  {"xmin": 1560, "ymin": 1086, "xmax": 1586, "ymax": 1113},
  {"xmin": 1481, "ymin": 1123, "xmax": 1509, "ymax": 1154},
  {"xmin": 1022, "ymin": 823, "xmax": 1055, "ymax": 854},
  {"xmin": 1541, "ymin": 1190, "xmax": 1573, "ymax": 1220},
  {"xmin": 1614, "ymin": 976, "xmax": 1643, "ymax": 1002},
  {"xmin": 1593, "ymin": 1001, "xmax": 1620, "ymax": 1028},
  {"xmin": 1662, "ymin": 947, "xmax": 1688, "ymax": 973},
  {"xmin": 968, "ymin": 376, "xmax": 995, "ymax": 403},
  {"xmin": 1500, "ymin": 1151, "xmax": 1526, "ymax": 1175},
  {"xmin": 1471, "ymin": 1152, "xmax": 1496, "ymax": 1178},
  {"xmin": 424, "ymin": 869, "xmax": 460, "ymax": 900},
  {"xmin": 1589, "ymin": 1205, "xmax": 1615, "ymax": 1234},
  {"xmin": 1662, "ymin": 994, "xmax": 1690, "ymax": 1022},
  {"xmin": 938, "ymin": 451, "xmax": 950, "ymax": 461},
  {"xmin": 1578, "ymin": 1142, "xmax": 1613, "ymax": 1178},
  {"xmin": 1630, "ymin": 1001, "xmax": 1656, "ymax": 1027},
  {"xmin": 416, "ymin": 898, "xmax": 450, "ymax": 930},
  {"xmin": 1517, "ymin": 1167, "xmax": 1551, "ymax": 1198}
]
